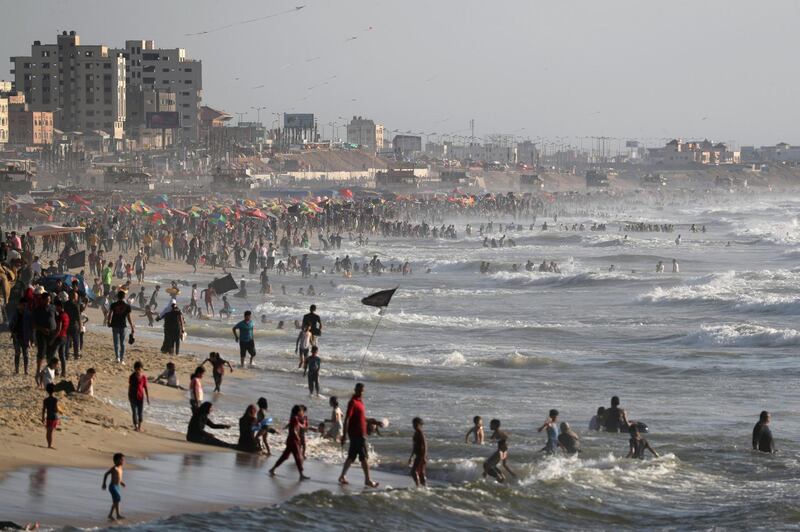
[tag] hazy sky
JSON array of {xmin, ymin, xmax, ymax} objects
[{"xmin": 1, "ymin": 0, "xmax": 798, "ymax": 146}]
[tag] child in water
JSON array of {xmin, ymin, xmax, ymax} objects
[
  {"xmin": 483, "ymin": 439, "xmax": 515, "ymax": 483},
  {"xmin": 101, "ymin": 453, "xmax": 126, "ymax": 521},
  {"xmin": 408, "ymin": 417, "xmax": 427, "ymax": 487},
  {"xmin": 627, "ymin": 425, "xmax": 659, "ymax": 460},
  {"xmin": 465, "ymin": 415, "xmax": 485, "ymax": 444},
  {"xmin": 488, "ymin": 418, "xmax": 509, "ymax": 442}
]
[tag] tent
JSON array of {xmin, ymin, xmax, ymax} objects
[{"xmin": 28, "ymin": 224, "xmax": 85, "ymax": 237}]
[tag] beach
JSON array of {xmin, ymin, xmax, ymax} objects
[{"xmin": 3, "ymin": 190, "xmax": 800, "ymax": 530}]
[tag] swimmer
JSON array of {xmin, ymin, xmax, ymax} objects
[
  {"xmin": 589, "ymin": 407, "xmax": 605, "ymax": 431},
  {"xmin": 752, "ymin": 410, "xmax": 776, "ymax": 453},
  {"xmin": 558, "ymin": 422, "xmax": 581, "ymax": 455},
  {"xmin": 488, "ymin": 418, "xmax": 509, "ymax": 442},
  {"xmin": 537, "ymin": 409, "xmax": 560, "ymax": 455},
  {"xmin": 482, "ymin": 439, "xmax": 515, "ymax": 483},
  {"xmin": 465, "ymin": 415, "xmax": 485, "ymax": 444},
  {"xmin": 627, "ymin": 425, "xmax": 659, "ymax": 459},
  {"xmin": 604, "ymin": 396, "xmax": 631, "ymax": 433}
]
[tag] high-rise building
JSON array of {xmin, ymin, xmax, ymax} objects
[
  {"xmin": 10, "ymin": 31, "xmax": 126, "ymax": 142},
  {"xmin": 116, "ymin": 40, "xmax": 202, "ymax": 142},
  {"xmin": 346, "ymin": 116, "xmax": 384, "ymax": 152}
]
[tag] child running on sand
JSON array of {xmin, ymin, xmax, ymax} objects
[
  {"xmin": 41, "ymin": 383, "xmax": 61, "ymax": 449},
  {"xmin": 101, "ymin": 453, "xmax": 126, "ymax": 521},
  {"xmin": 408, "ymin": 417, "xmax": 427, "ymax": 487},
  {"xmin": 203, "ymin": 352, "xmax": 233, "ymax": 393},
  {"xmin": 465, "ymin": 415, "xmax": 485, "ymax": 444},
  {"xmin": 483, "ymin": 439, "xmax": 515, "ymax": 483}
]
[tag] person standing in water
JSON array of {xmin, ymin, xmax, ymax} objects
[
  {"xmin": 232, "ymin": 310, "xmax": 256, "ymax": 367},
  {"xmin": 537, "ymin": 409, "xmax": 560, "ymax": 454},
  {"xmin": 301, "ymin": 304, "xmax": 322, "ymax": 345},
  {"xmin": 408, "ymin": 417, "xmax": 427, "ymax": 487},
  {"xmin": 752, "ymin": 411, "xmax": 776, "ymax": 453},
  {"xmin": 101, "ymin": 453, "xmax": 126, "ymax": 521},
  {"xmin": 306, "ymin": 346, "xmax": 321, "ymax": 397},
  {"xmin": 627, "ymin": 425, "xmax": 659, "ymax": 459},
  {"xmin": 339, "ymin": 383, "xmax": 379, "ymax": 488},
  {"xmin": 604, "ymin": 396, "xmax": 631, "ymax": 433}
]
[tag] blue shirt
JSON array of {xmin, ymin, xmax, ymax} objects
[
  {"xmin": 545, "ymin": 424, "xmax": 559, "ymax": 454},
  {"xmin": 234, "ymin": 320, "xmax": 254, "ymax": 343}
]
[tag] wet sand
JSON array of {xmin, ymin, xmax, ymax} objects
[{"xmin": 0, "ymin": 451, "xmax": 413, "ymax": 528}]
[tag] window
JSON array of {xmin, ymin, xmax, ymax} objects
[
  {"xmin": 42, "ymin": 62, "xmax": 50, "ymax": 68},
  {"xmin": 41, "ymin": 51, "xmax": 50, "ymax": 57},
  {"xmin": 104, "ymin": 63, "xmax": 111, "ymax": 69},
  {"xmin": 86, "ymin": 110, "xmax": 95, "ymax": 116},
  {"xmin": 23, "ymin": 63, "xmax": 30, "ymax": 68},
  {"xmin": 184, "ymin": 80, "xmax": 192, "ymax": 84},
  {"xmin": 86, "ymin": 121, "xmax": 95, "ymax": 128},
  {"xmin": 104, "ymin": 122, "xmax": 112, "ymax": 128},
  {"xmin": 184, "ymin": 68, "xmax": 192, "ymax": 72},
  {"xmin": 142, "ymin": 52, "xmax": 159, "ymax": 61},
  {"xmin": 162, "ymin": 68, "xmax": 170, "ymax": 72},
  {"xmin": 104, "ymin": 110, "xmax": 111, "ymax": 116},
  {"xmin": 104, "ymin": 74, "xmax": 111, "ymax": 81},
  {"xmin": 84, "ymin": 51, "xmax": 93, "ymax": 57},
  {"xmin": 143, "ymin": 77, "xmax": 155, "ymax": 85},
  {"xmin": 162, "ymin": 80, "xmax": 169, "ymax": 84}
]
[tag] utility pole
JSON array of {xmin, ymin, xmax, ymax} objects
[{"xmin": 470, "ymin": 119, "xmax": 475, "ymax": 144}]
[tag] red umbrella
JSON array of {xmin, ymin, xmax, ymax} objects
[
  {"xmin": 68, "ymin": 194, "xmax": 91, "ymax": 206},
  {"xmin": 245, "ymin": 208, "xmax": 268, "ymax": 220},
  {"xmin": 339, "ymin": 188, "xmax": 353, "ymax": 199}
]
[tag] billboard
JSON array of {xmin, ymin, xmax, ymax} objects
[
  {"xmin": 147, "ymin": 112, "xmax": 180, "ymax": 129},
  {"xmin": 625, "ymin": 140, "xmax": 640, "ymax": 148},
  {"xmin": 284, "ymin": 113, "xmax": 315, "ymax": 129}
]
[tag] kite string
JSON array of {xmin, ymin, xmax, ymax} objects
[{"xmin": 357, "ymin": 312, "xmax": 384, "ymax": 375}]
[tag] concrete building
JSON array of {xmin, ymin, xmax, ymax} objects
[
  {"xmin": 392, "ymin": 134, "xmax": 423, "ymax": 157},
  {"xmin": 0, "ymin": 96, "xmax": 7, "ymax": 148},
  {"xmin": 0, "ymin": 80, "xmax": 11, "ymax": 92},
  {"xmin": 346, "ymin": 116, "xmax": 384, "ymax": 152},
  {"xmin": 742, "ymin": 143, "xmax": 800, "ymax": 164},
  {"xmin": 8, "ymin": 101, "xmax": 53, "ymax": 146},
  {"xmin": 126, "ymin": 86, "xmax": 176, "ymax": 149},
  {"xmin": 116, "ymin": 40, "xmax": 202, "ymax": 142},
  {"xmin": 10, "ymin": 31, "xmax": 125, "ymax": 143},
  {"xmin": 647, "ymin": 139, "xmax": 739, "ymax": 166},
  {"xmin": 199, "ymin": 105, "xmax": 232, "ymax": 144}
]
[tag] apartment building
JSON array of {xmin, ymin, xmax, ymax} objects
[
  {"xmin": 10, "ymin": 31, "xmax": 125, "ymax": 142},
  {"xmin": 117, "ymin": 40, "xmax": 202, "ymax": 142}
]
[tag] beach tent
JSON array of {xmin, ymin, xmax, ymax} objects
[{"xmin": 28, "ymin": 224, "xmax": 85, "ymax": 237}]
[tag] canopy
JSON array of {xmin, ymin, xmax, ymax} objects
[{"xmin": 28, "ymin": 224, "xmax": 85, "ymax": 237}]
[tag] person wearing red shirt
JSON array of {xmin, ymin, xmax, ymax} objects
[
  {"xmin": 338, "ymin": 382, "xmax": 379, "ymax": 488},
  {"xmin": 127, "ymin": 361, "xmax": 150, "ymax": 432},
  {"xmin": 268, "ymin": 405, "xmax": 310, "ymax": 481},
  {"xmin": 50, "ymin": 300, "xmax": 70, "ymax": 376}
]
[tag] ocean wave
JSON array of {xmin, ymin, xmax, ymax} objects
[
  {"xmin": 488, "ymin": 270, "xmax": 645, "ymax": 287},
  {"xmin": 639, "ymin": 270, "xmax": 800, "ymax": 314},
  {"xmin": 678, "ymin": 324, "xmax": 800, "ymax": 348}
]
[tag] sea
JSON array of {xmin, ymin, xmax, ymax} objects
[{"xmin": 118, "ymin": 191, "xmax": 800, "ymax": 531}]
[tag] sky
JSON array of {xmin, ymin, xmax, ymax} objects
[{"xmin": 1, "ymin": 0, "xmax": 798, "ymax": 147}]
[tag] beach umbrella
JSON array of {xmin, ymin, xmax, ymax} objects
[{"xmin": 68, "ymin": 194, "xmax": 91, "ymax": 206}]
